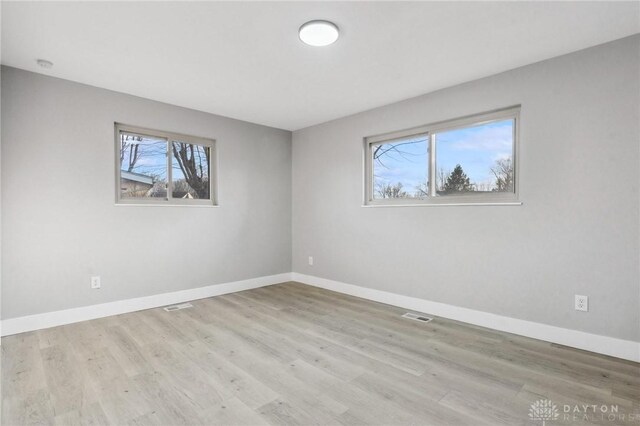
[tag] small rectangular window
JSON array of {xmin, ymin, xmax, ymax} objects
[
  {"xmin": 364, "ymin": 107, "xmax": 519, "ymax": 205},
  {"xmin": 115, "ymin": 124, "xmax": 216, "ymax": 206}
]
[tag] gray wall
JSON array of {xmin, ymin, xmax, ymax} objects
[
  {"xmin": 2, "ymin": 36, "xmax": 638, "ymax": 342},
  {"xmin": 1, "ymin": 66, "xmax": 292, "ymax": 319},
  {"xmin": 292, "ymin": 35, "xmax": 640, "ymax": 342}
]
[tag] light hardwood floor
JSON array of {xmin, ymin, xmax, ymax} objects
[{"xmin": 2, "ymin": 282, "xmax": 639, "ymax": 425}]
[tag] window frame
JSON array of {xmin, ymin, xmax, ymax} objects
[
  {"xmin": 364, "ymin": 106, "xmax": 520, "ymax": 206},
  {"xmin": 114, "ymin": 123, "xmax": 217, "ymax": 206}
]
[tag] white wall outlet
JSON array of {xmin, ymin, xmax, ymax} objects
[
  {"xmin": 91, "ymin": 276, "xmax": 101, "ymax": 289},
  {"xmin": 308, "ymin": 256, "xmax": 314, "ymax": 266},
  {"xmin": 575, "ymin": 294, "xmax": 588, "ymax": 312}
]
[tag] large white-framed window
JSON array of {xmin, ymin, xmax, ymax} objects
[
  {"xmin": 115, "ymin": 123, "xmax": 217, "ymax": 206},
  {"xmin": 364, "ymin": 106, "xmax": 520, "ymax": 206}
]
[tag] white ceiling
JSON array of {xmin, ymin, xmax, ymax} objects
[{"xmin": 2, "ymin": 2, "xmax": 639, "ymax": 131}]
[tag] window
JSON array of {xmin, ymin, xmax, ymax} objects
[
  {"xmin": 371, "ymin": 135, "xmax": 429, "ymax": 200},
  {"xmin": 115, "ymin": 124, "xmax": 216, "ymax": 205},
  {"xmin": 365, "ymin": 107, "xmax": 519, "ymax": 205}
]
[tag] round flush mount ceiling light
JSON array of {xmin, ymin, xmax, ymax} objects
[
  {"xmin": 299, "ymin": 20, "xmax": 339, "ymax": 47},
  {"xmin": 36, "ymin": 59, "xmax": 54, "ymax": 69}
]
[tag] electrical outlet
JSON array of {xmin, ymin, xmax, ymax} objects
[
  {"xmin": 575, "ymin": 295, "xmax": 588, "ymax": 312},
  {"xmin": 308, "ymin": 256, "xmax": 314, "ymax": 266},
  {"xmin": 91, "ymin": 276, "xmax": 101, "ymax": 289}
]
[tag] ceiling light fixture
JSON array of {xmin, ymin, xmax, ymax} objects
[
  {"xmin": 299, "ymin": 20, "xmax": 339, "ymax": 47},
  {"xmin": 36, "ymin": 59, "xmax": 53, "ymax": 69}
]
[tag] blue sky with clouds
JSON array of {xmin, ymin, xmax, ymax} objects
[
  {"xmin": 121, "ymin": 135, "xmax": 167, "ymax": 180},
  {"xmin": 373, "ymin": 136, "xmax": 428, "ymax": 196},
  {"xmin": 373, "ymin": 119, "xmax": 513, "ymax": 196}
]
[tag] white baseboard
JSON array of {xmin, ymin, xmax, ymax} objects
[
  {"xmin": 3, "ymin": 271, "xmax": 638, "ymax": 363},
  {"xmin": 292, "ymin": 273, "xmax": 640, "ymax": 363},
  {"xmin": 1, "ymin": 273, "xmax": 292, "ymax": 337}
]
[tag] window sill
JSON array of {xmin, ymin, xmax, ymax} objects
[
  {"xmin": 114, "ymin": 203, "xmax": 219, "ymax": 208},
  {"xmin": 362, "ymin": 201, "xmax": 522, "ymax": 207}
]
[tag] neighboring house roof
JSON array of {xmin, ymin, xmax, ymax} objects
[{"xmin": 121, "ymin": 170, "xmax": 154, "ymax": 185}]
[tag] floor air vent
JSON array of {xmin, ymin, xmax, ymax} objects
[
  {"xmin": 402, "ymin": 312, "xmax": 433, "ymax": 323},
  {"xmin": 163, "ymin": 303, "xmax": 193, "ymax": 312}
]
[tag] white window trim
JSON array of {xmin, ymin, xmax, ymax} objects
[
  {"xmin": 115, "ymin": 123, "xmax": 217, "ymax": 206},
  {"xmin": 363, "ymin": 106, "xmax": 520, "ymax": 207}
]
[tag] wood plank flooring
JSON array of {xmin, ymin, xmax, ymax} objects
[{"xmin": 2, "ymin": 282, "xmax": 639, "ymax": 425}]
